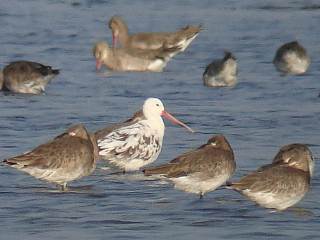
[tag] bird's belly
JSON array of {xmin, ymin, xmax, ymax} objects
[
  {"xmin": 22, "ymin": 166, "xmax": 92, "ymax": 185},
  {"xmin": 242, "ymin": 189, "xmax": 307, "ymax": 210},
  {"xmin": 147, "ymin": 59, "xmax": 166, "ymax": 72},
  {"xmin": 172, "ymin": 173, "xmax": 230, "ymax": 195}
]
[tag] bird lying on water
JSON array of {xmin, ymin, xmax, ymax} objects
[
  {"xmin": 3, "ymin": 124, "xmax": 98, "ymax": 191},
  {"xmin": 143, "ymin": 135, "xmax": 236, "ymax": 198},
  {"xmin": 93, "ymin": 41, "xmax": 179, "ymax": 72},
  {"xmin": 0, "ymin": 61, "xmax": 59, "ymax": 94},
  {"xmin": 227, "ymin": 143, "xmax": 314, "ymax": 211},
  {"xmin": 203, "ymin": 51, "xmax": 237, "ymax": 87},
  {"xmin": 273, "ymin": 41, "xmax": 310, "ymax": 75},
  {"xmin": 108, "ymin": 15, "xmax": 201, "ymax": 54},
  {"xmin": 95, "ymin": 98, "xmax": 194, "ymax": 172}
]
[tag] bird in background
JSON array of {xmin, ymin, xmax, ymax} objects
[
  {"xmin": 273, "ymin": 41, "xmax": 310, "ymax": 75},
  {"xmin": 203, "ymin": 51, "xmax": 237, "ymax": 87},
  {"xmin": 0, "ymin": 61, "xmax": 59, "ymax": 94}
]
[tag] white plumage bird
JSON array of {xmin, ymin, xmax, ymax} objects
[{"xmin": 96, "ymin": 98, "xmax": 194, "ymax": 172}]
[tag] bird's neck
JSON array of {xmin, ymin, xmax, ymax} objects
[
  {"xmin": 146, "ymin": 115, "xmax": 165, "ymax": 137},
  {"xmin": 117, "ymin": 23, "xmax": 130, "ymax": 46},
  {"xmin": 0, "ymin": 70, "xmax": 3, "ymax": 90}
]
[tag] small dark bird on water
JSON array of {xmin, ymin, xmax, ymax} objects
[
  {"xmin": 203, "ymin": 51, "xmax": 237, "ymax": 87},
  {"xmin": 273, "ymin": 41, "xmax": 310, "ymax": 75},
  {"xmin": 0, "ymin": 61, "xmax": 59, "ymax": 94}
]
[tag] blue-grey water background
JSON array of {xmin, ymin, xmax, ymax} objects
[{"xmin": 0, "ymin": 0, "xmax": 320, "ymax": 239}]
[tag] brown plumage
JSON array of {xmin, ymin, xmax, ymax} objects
[
  {"xmin": 0, "ymin": 61, "xmax": 59, "ymax": 94},
  {"xmin": 93, "ymin": 41, "xmax": 179, "ymax": 72},
  {"xmin": 227, "ymin": 143, "xmax": 314, "ymax": 211},
  {"xmin": 3, "ymin": 124, "xmax": 98, "ymax": 190},
  {"xmin": 273, "ymin": 41, "xmax": 310, "ymax": 75},
  {"xmin": 144, "ymin": 135, "xmax": 236, "ymax": 198},
  {"xmin": 108, "ymin": 16, "xmax": 201, "ymax": 53},
  {"xmin": 271, "ymin": 143, "xmax": 314, "ymax": 175}
]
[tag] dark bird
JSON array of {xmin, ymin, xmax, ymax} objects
[
  {"xmin": 203, "ymin": 51, "xmax": 237, "ymax": 87},
  {"xmin": 227, "ymin": 144, "xmax": 314, "ymax": 211},
  {"xmin": 273, "ymin": 41, "xmax": 310, "ymax": 75},
  {"xmin": 0, "ymin": 61, "xmax": 59, "ymax": 94},
  {"xmin": 3, "ymin": 124, "xmax": 98, "ymax": 191},
  {"xmin": 144, "ymin": 135, "xmax": 235, "ymax": 198}
]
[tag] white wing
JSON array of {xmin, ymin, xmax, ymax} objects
[{"xmin": 97, "ymin": 121, "xmax": 162, "ymax": 169}]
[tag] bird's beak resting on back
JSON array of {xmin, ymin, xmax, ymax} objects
[{"xmin": 161, "ymin": 110, "xmax": 194, "ymax": 133}]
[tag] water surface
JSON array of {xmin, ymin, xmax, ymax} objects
[{"xmin": 0, "ymin": 0, "xmax": 319, "ymax": 239}]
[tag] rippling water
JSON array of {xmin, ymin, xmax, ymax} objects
[{"xmin": 0, "ymin": 0, "xmax": 319, "ymax": 239}]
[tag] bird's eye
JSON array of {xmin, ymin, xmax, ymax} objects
[{"xmin": 156, "ymin": 104, "xmax": 160, "ymax": 107}]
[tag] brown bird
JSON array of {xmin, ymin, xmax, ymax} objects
[
  {"xmin": 3, "ymin": 124, "xmax": 98, "ymax": 191},
  {"xmin": 108, "ymin": 15, "xmax": 201, "ymax": 53},
  {"xmin": 0, "ymin": 61, "xmax": 59, "ymax": 94},
  {"xmin": 93, "ymin": 41, "xmax": 179, "ymax": 72},
  {"xmin": 273, "ymin": 41, "xmax": 310, "ymax": 75},
  {"xmin": 143, "ymin": 135, "xmax": 235, "ymax": 198},
  {"xmin": 227, "ymin": 144, "xmax": 314, "ymax": 211}
]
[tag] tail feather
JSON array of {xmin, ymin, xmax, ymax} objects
[
  {"xmin": 143, "ymin": 164, "xmax": 173, "ymax": 176},
  {"xmin": 223, "ymin": 51, "xmax": 236, "ymax": 61},
  {"xmin": 51, "ymin": 69, "xmax": 60, "ymax": 75},
  {"xmin": 180, "ymin": 25, "xmax": 202, "ymax": 37},
  {"xmin": 3, "ymin": 159, "xmax": 17, "ymax": 166},
  {"xmin": 156, "ymin": 45, "xmax": 181, "ymax": 60},
  {"xmin": 225, "ymin": 181, "xmax": 234, "ymax": 189}
]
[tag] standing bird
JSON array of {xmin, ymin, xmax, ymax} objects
[
  {"xmin": 203, "ymin": 51, "xmax": 237, "ymax": 87},
  {"xmin": 143, "ymin": 135, "xmax": 235, "ymax": 198},
  {"xmin": 108, "ymin": 16, "xmax": 201, "ymax": 54},
  {"xmin": 0, "ymin": 61, "xmax": 59, "ymax": 94},
  {"xmin": 273, "ymin": 41, "xmax": 310, "ymax": 75},
  {"xmin": 96, "ymin": 98, "xmax": 194, "ymax": 172},
  {"xmin": 3, "ymin": 124, "xmax": 98, "ymax": 191},
  {"xmin": 93, "ymin": 41, "xmax": 179, "ymax": 72},
  {"xmin": 227, "ymin": 144, "xmax": 314, "ymax": 211}
]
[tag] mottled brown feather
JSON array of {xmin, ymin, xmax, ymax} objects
[{"xmin": 144, "ymin": 135, "xmax": 235, "ymax": 178}]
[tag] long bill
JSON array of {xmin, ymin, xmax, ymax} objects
[
  {"xmin": 161, "ymin": 110, "xmax": 194, "ymax": 133},
  {"xmin": 112, "ymin": 34, "xmax": 117, "ymax": 48},
  {"xmin": 96, "ymin": 59, "xmax": 102, "ymax": 70}
]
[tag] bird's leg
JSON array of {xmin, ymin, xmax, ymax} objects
[
  {"xmin": 199, "ymin": 193, "xmax": 204, "ymax": 199},
  {"xmin": 59, "ymin": 183, "xmax": 68, "ymax": 192}
]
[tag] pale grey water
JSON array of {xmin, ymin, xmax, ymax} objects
[{"xmin": 0, "ymin": 0, "xmax": 320, "ymax": 239}]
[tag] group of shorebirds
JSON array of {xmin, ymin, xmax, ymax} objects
[{"xmin": 1, "ymin": 16, "xmax": 314, "ymax": 212}]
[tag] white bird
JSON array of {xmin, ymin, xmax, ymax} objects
[{"xmin": 96, "ymin": 98, "xmax": 194, "ymax": 172}]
